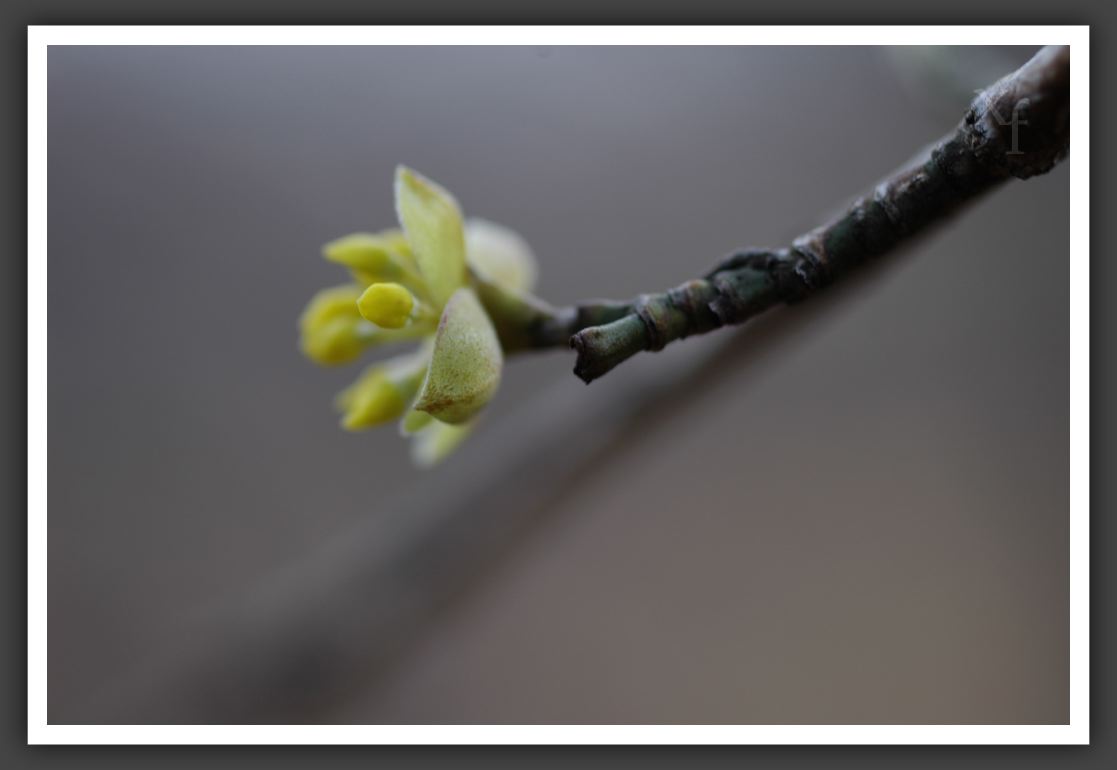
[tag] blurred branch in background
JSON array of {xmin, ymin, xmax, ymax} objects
[{"xmin": 87, "ymin": 244, "xmax": 921, "ymax": 723}]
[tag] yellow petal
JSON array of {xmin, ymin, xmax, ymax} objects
[
  {"xmin": 412, "ymin": 288, "xmax": 502, "ymax": 424},
  {"xmin": 299, "ymin": 284, "xmax": 362, "ymax": 336},
  {"xmin": 410, "ymin": 420, "xmax": 475, "ymax": 467},
  {"xmin": 300, "ymin": 316, "xmax": 366, "ymax": 366},
  {"xmin": 357, "ymin": 282, "xmax": 415, "ymax": 329},
  {"xmin": 341, "ymin": 372, "xmax": 407, "ymax": 430},
  {"xmin": 465, "ymin": 218, "xmax": 538, "ymax": 293},
  {"xmin": 322, "ymin": 231, "xmax": 418, "ymax": 286},
  {"xmin": 399, "ymin": 409, "xmax": 434, "ymax": 436},
  {"xmin": 298, "ymin": 284, "xmax": 367, "ymax": 365},
  {"xmin": 394, "ymin": 166, "xmax": 466, "ymax": 307},
  {"xmin": 337, "ymin": 351, "xmax": 429, "ymax": 430}
]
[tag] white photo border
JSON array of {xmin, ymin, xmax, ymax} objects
[{"xmin": 26, "ymin": 24, "xmax": 1090, "ymax": 745}]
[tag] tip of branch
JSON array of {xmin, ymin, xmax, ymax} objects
[
  {"xmin": 569, "ymin": 315, "xmax": 649, "ymax": 384},
  {"xmin": 569, "ymin": 333, "xmax": 595, "ymax": 385}
]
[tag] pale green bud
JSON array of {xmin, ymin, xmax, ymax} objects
[
  {"xmin": 412, "ymin": 287, "xmax": 502, "ymax": 424},
  {"xmin": 395, "ymin": 166, "xmax": 467, "ymax": 307}
]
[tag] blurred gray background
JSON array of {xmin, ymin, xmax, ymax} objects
[{"xmin": 47, "ymin": 45, "xmax": 1069, "ymax": 724}]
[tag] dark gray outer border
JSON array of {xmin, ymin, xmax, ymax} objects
[{"xmin": 0, "ymin": 2, "xmax": 1109, "ymax": 768}]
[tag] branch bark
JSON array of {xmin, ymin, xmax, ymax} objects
[{"xmin": 480, "ymin": 44, "xmax": 1070, "ymax": 383}]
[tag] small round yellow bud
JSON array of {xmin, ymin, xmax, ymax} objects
[{"xmin": 357, "ymin": 282, "xmax": 415, "ymax": 329}]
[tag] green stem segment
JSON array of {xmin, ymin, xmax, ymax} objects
[{"xmin": 479, "ymin": 45, "xmax": 1070, "ymax": 384}]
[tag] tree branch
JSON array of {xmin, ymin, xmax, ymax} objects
[{"xmin": 480, "ymin": 44, "xmax": 1069, "ymax": 383}]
